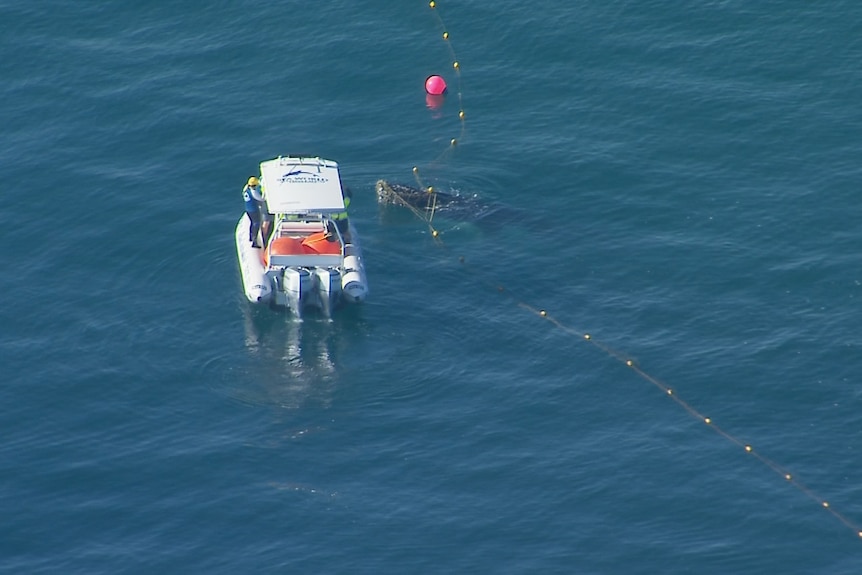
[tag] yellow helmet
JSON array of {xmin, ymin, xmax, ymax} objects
[{"xmin": 247, "ymin": 176, "xmax": 260, "ymax": 186}]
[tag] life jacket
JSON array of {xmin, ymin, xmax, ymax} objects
[
  {"xmin": 332, "ymin": 196, "xmax": 350, "ymax": 220},
  {"xmin": 243, "ymin": 185, "xmax": 260, "ymax": 213}
]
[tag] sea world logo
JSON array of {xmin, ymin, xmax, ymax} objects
[{"xmin": 279, "ymin": 169, "xmax": 329, "ymax": 184}]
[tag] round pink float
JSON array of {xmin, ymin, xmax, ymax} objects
[{"xmin": 425, "ymin": 75, "xmax": 447, "ymax": 95}]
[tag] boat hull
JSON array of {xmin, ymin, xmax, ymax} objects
[
  {"xmin": 235, "ymin": 217, "xmax": 273, "ymax": 304},
  {"xmin": 235, "ymin": 217, "xmax": 368, "ymax": 314}
]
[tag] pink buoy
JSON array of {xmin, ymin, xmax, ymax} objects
[{"xmin": 425, "ymin": 75, "xmax": 447, "ymax": 96}]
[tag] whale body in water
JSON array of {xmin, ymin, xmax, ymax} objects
[
  {"xmin": 376, "ymin": 180, "xmax": 469, "ymax": 211},
  {"xmin": 375, "ymin": 180, "xmax": 521, "ymax": 228}
]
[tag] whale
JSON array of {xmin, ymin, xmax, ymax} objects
[
  {"xmin": 375, "ymin": 180, "xmax": 522, "ymax": 229},
  {"xmin": 376, "ymin": 180, "xmax": 464, "ymax": 212}
]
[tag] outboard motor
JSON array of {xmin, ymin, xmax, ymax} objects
[
  {"xmin": 282, "ymin": 267, "xmax": 312, "ymax": 316},
  {"xmin": 341, "ymin": 244, "xmax": 368, "ymax": 303},
  {"xmin": 313, "ymin": 267, "xmax": 342, "ymax": 318},
  {"xmin": 267, "ymin": 270, "xmax": 287, "ymax": 307}
]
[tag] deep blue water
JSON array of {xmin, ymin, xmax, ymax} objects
[{"xmin": 2, "ymin": 1, "xmax": 862, "ymax": 573}]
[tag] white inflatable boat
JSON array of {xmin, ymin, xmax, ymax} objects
[{"xmin": 235, "ymin": 156, "xmax": 368, "ymax": 317}]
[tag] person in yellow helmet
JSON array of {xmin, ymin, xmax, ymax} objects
[{"xmin": 242, "ymin": 176, "xmax": 264, "ymax": 248}]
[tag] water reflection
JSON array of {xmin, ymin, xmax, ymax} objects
[
  {"xmin": 234, "ymin": 306, "xmax": 340, "ymax": 409},
  {"xmin": 425, "ymin": 92, "xmax": 446, "ymax": 113}
]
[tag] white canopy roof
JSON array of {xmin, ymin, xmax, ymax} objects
[{"xmin": 260, "ymin": 156, "xmax": 345, "ymax": 214}]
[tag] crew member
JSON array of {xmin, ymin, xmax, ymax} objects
[
  {"xmin": 243, "ymin": 176, "xmax": 264, "ymax": 248},
  {"xmin": 332, "ymin": 187, "xmax": 352, "ymax": 243}
]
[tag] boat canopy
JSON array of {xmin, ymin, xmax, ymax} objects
[{"xmin": 260, "ymin": 156, "xmax": 346, "ymax": 215}]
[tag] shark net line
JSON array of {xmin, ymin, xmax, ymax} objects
[
  {"xmin": 376, "ymin": 1, "xmax": 466, "ymax": 229},
  {"xmin": 426, "ymin": 0, "xmax": 466, "ymax": 168},
  {"xmin": 386, "ymin": 0, "xmax": 862, "ymax": 541}
]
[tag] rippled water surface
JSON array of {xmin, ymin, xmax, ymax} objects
[{"xmin": 2, "ymin": 2, "xmax": 861, "ymax": 573}]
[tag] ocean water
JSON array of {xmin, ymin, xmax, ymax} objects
[{"xmin": 2, "ymin": 1, "xmax": 862, "ymax": 573}]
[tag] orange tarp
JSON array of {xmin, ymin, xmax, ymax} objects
[
  {"xmin": 270, "ymin": 237, "xmax": 305, "ymax": 255},
  {"xmin": 301, "ymin": 232, "xmax": 342, "ymax": 255},
  {"xmin": 267, "ymin": 234, "xmax": 342, "ymax": 260}
]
